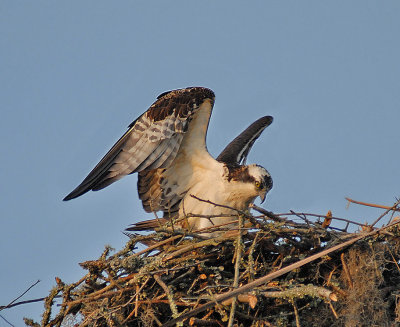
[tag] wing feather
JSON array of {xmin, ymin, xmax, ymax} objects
[
  {"xmin": 217, "ymin": 116, "xmax": 273, "ymax": 165},
  {"xmin": 64, "ymin": 87, "xmax": 215, "ymax": 201},
  {"xmin": 133, "ymin": 139, "xmax": 169, "ymax": 171},
  {"xmin": 137, "ymin": 169, "xmax": 164, "ymax": 212}
]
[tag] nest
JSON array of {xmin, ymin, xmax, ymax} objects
[{"xmin": 25, "ymin": 201, "xmax": 400, "ymax": 327}]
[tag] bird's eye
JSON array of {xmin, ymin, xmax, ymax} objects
[{"xmin": 255, "ymin": 181, "xmax": 261, "ymax": 189}]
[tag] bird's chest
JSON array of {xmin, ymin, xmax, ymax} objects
[
  {"xmin": 181, "ymin": 181, "xmax": 229, "ymax": 213},
  {"xmin": 178, "ymin": 170, "xmax": 247, "ymax": 231}
]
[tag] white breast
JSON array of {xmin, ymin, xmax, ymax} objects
[{"xmin": 178, "ymin": 161, "xmax": 258, "ymax": 231}]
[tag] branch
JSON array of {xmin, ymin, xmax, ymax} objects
[
  {"xmin": 262, "ymin": 284, "xmax": 337, "ymax": 302},
  {"xmin": 274, "ymin": 210, "xmax": 367, "ymax": 228},
  {"xmin": 128, "ymin": 235, "xmax": 182, "ymax": 257},
  {"xmin": 346, "ymin": 197, "xmax": 400, "ymax": 212},
  {"xmin": 154, "ymin": 274, "xmax": 181, "ymax": 325},
  {"xmin": 190, "ymin": 195, "xmax": 247, "ymax": 216},
  {"xmin": 227, "ymin": 215, "xmax": 243, "ymax": 327},
  {"xmin": 0, "ymin": 296, "xmax": 53, "ymax": 310},
  {"xmin": 0, "ymin": 280, "xmax": 40, "ymax": 311},
  {"xmin": 370, "ymin": 198, "xmax": 400, "ymax": 227},
  {"xmin": 249, "ymin": 204, "xmax": 286, "ymax": 222},
  {"xmin": 0, "ymin": 314, "xmax": 15, "ymax": 327}
]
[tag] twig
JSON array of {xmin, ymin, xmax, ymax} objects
[
  {"xmin": 252, "ymin": 205, "xmax": 352, "ymax": 234},
  {"xmin": 161, "ymin": 220, "xmax": 400, "ymax": 327},
  {"xmin": 155, "ymin": 219, "xmax": 242, "ymax": 238},
  {"xmin": 370, "ymin": 198, "xmax": 400, "ymax": 227},
  {"xmin": 189, "ymin": 318, "xmax": 222, "ymax": 326},
  {"xmin": 0, "ymin": 280, "xmax": 40, "ymax": 311},
  {"xmin": 42, "ymin": 284, "xmax": 63, "ymax": 326},
  {"xmin": 134, "ymin": 284, "xmax": 140, "ymax": 317},
  {"xmin": 262, "ymin": 284, "xmax": 337, "ymax": 302},
  {"xmin": 0, "ymin": 296, "xmax": 57, "ymax": 310},
  {"xmin": 154, "ymin": 274, "xmax": 182, "ymax": 326},
  {"xmin": 251, "ymin": 205, "xmax": 340, "ymax": 234},
  {"xmin": 163, "ymin": 236, "xmax": 233, "ymax": 262},
  {"xmin": 152, "ymin": 228, "xmax": 210, "ymax": 240},
  {"xmin": 329, "ymin": 301, "xmax": 339, "ymax": 319},
  {"xmin": 0, "ymin": 314, "xmax": 15, "ymax": 327},
  {"xmin": 250, "ymin": 204, "xmax": 285, "ymax": 222},
  {"xmin": 247, "ymin": 232, "xmax": 259, "ymax": 282},
  {"xmin": 64, "ymin": 286, "xmax": 138, "ymax": 308},
  {"xmin": 151, "ymin": 260, "xmax": 208, "ymax": 276},
  {"xmin": 149, "ymin": 311, "xmax": 163, "ymax": 327},
  {"xmin": 63, "ymin": 274, "xmax": 136, "ymax": 308},
  {"xmin": 340, "ymin": 253, "xmax": 353, "ymax": 289},
  {"xmin": 190, "ymin": 196, "xmax": 271, "ymax": 232},
  {"xmin": 386, "ymin": 244, "xmax": 400, "ymax": 274},
  {"xmin": 227, "ymin": 215, "xmax": 243, "ymax": 327},
  {"xmin": 221, "ymin": 294, "xmax": 257, "ymax": 308},
  {"xmin": 290, "ymin": 210, "xmax": 313, "ymax": 228},
  {"xmin": 122, "ymin": 277, "xmax": 150, "ymax": 323},
  {"xmin": 190, "ymin": 195, "xmax": 246, "ymax": 216},
  {"xmin": 291, "ymin": 299, "xmax": 301, "ymax": 327},
  {"xmin": 129, "ymin": 235, "xmax": 182, "ymax": 257},
  {"xmin": 346, "ymin": 197, "xmax": 400, "ymax": 212},
  {"xmin": 276, "ymin": 211, "xmax": 366, "ymax": 228}
]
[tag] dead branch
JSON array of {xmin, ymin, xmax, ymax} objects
[
  {"xmin": 0, "ymin": 280, "xmax": 40, "ymax": 311},
  {"xmin": 346, "ymin": 197, "xmax": 400, "ymax": 212},
  {"xmin": 227, "ymin": 215, "xmax": 243, "ymax": 327},
  {"xmin": 262, "ymin": 284, "xmax": 337, "ymax": 302},
  {"xmin": 371, "ymin": 198, "xmax": 400, "ymax": 227},
  {"xmin": 154, "ymin": 274, "xmax": 181, "ymax": 324}
]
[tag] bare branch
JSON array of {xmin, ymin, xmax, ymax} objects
[
  {"xmin": 371, "ymin": 198, "xmax": 400, "ymax": 227},
  {"xmin": 346, "ymin": 197, "xmax": 400, "ymax": 212},
  {"xmin": 0, "ymin": 280, "xmax": 40, "ymax": 311},
  {"xmin": 0, "ymin": 314, "xmax": 15, "ymax": 327}
]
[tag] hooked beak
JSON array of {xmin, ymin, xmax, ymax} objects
[{"xmin": 259, "ymin": 190, "xmax": 267, "ymax": 204}]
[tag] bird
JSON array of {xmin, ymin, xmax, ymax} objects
[{"xmin": 64, "ymin": 87, "xmax": 273, "ymax": 233}]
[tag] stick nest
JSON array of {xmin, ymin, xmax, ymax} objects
[{"xmin": 26, "ymin": 205, "xmax": 400, "ymax": 327}]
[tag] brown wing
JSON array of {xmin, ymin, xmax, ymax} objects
[{"xmin": 64, "ymin": 87, "xmax": 215, "ymax": 201}]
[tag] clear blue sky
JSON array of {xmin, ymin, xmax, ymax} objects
[{"xmin": 1, "ymin": 1, "xmax": 399, "ymax": 324}]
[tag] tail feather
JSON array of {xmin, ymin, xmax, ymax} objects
[{"xmin": 126, "ymin": 218, "xmax": 169, "ymax": 231}]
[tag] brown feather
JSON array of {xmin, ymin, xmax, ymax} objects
[
  {"xmin": 226, "ymin": 165, "xmax": 256, "ymax": 183},
  {"xmin": 145, "ymin": 87, "xmax": 214, "ymax": 122},
  {"xmin": 126, "ymin": 218, "xmax": 169, "ymax": 231}
]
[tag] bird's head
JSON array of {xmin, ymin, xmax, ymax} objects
[
  {"xmin": 246, "ymin": 164, "xmax": 273, "ymax": 203},
  {"xmin": 226, "ymin": 163, "xmax": 273, "ymax": 206}
]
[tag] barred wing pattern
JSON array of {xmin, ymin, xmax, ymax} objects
[{"xmin": 64, "ymin": 87, "xmax": 215, "ymax": 201}]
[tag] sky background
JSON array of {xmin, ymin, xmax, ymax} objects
[{"xmin": 1, "ymin": 1, "xmax": 399, "ymax": 325}]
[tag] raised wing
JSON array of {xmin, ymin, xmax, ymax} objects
[
  {"xmin": 217, "ymin": 116, "xmax": 273, "ymax": 165},
  {"xmin": 64, "ymin": 87, "xmax": 215, "ymax": 201}
]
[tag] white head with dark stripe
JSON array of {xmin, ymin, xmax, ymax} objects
[
  {"xmin": 226, "ymin": 164, "xmax": 273, "ymax": 206},
  {"xmin": 247, "ymin": 164, "xmax": 273, "ymax": 202}
]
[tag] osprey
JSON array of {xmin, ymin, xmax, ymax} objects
[{"xmin": 64, "ymin": 87, "xmax": 273, "ymax": 232}]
